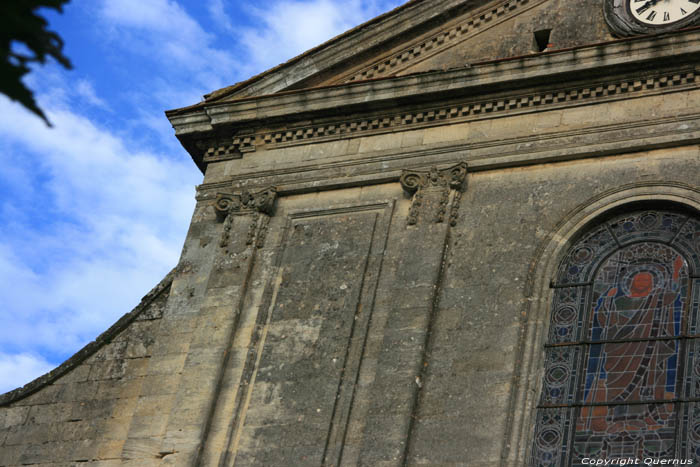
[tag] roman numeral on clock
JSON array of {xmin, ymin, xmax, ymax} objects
[{"xmin": 625, "ymin": 0, "xmax": 700, "ymax": 27}]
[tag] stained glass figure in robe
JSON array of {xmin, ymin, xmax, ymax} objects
[{"xmin": 573, "ymin": 243, "xmax": 689, "ymax": 459}]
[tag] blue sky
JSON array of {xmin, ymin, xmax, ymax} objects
[{"xmin": 0, "ymin": 0, "xmax": 403, "ymax": 393}]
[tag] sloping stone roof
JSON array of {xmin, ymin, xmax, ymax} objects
[
  {"xmin": 0, "ymin": 268, "xmax": 176, "ymax": 406},
  {"xmin": 199, "ymin": 0, "xmax": 494, "ymax": 102}
]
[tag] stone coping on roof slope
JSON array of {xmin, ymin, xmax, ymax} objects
[
  {"xmin": 0, "ymin": 268, "xmax": 176, "ymax": 407},
  {"xmin": 167, "ymin": 27, "xmax": 700, "ymax": 134}
]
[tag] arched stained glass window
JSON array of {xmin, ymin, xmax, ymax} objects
[{"xmin": 532, "ymin": 209, "xmax": 700, "ymax": 466}]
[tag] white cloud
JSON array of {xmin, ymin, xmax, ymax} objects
[
  {"xmin": 0, "ymin": 89, "xmax": 198, "ymax": 391},
  {"xmin": 94, "ymin": 0, "xmax": 405, "ymax": 93},
  {"xmin": 100, "ymin": 0, "xmax": 201, "ymax": 36},
  {"xmin": 92, "ymin": 0, "xmax": 404, "ymax": 104},
  {"xmin": 96, "ymin": 0, "xmax": 237, "ymax": 90},
  {"xmin": 0, "ymin": 353, "xmax": 55, "ymax": 394},
  {"xmin": 0, "ymin": 0, "xmax": 407, "ymax": 394},
  {"xmin": 75, "ymin": 79, "xmax": 109, "ymax": 109},
  {"xmin": 24, "ymin": 69, "xmax": 111, "ymax": 114},
  {"xmin": 239, "ymin": 0, "xmax": 404, "ymax": 71},
  {"xmin": 208, "ymin": 0, "xmax": 234, "ymax": 32}
]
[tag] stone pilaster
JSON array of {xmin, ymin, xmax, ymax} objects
[
  {"xmin": 151, "ymin": 187, "xmax": 277, "ymax": 465},
  {"xmin": 356, "ymin": 163, "xmax": 467, "ymax": 466}
]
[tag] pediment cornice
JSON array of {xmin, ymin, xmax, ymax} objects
[
  {"xmin": 167, "ymin": 28, "xmax": 700, "ymax": 172},
  {"xmin": 203, "ymin": 0, "xmax": 478, "ymax": 102},
  {"xmin": 333, "ymin": 0, "xmax": 548, "ymax": 85}
]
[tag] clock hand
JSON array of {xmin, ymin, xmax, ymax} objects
[{"xmin": 638, "ymin": 0, "xmax": 660, "ymax": 11}]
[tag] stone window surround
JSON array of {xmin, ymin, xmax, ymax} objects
[{"xmin": 508, "ymin": 182, "xmax": 700, "ymax": 465}]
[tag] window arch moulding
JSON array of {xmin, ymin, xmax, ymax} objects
[
  {"xmin": 531, "ymin": 207, "xmax": 700, "ymax": 465},
  {"xmin": 498, "ymin": 183, "xmax": 700, "ymax": 467}
]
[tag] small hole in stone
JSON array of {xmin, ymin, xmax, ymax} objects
[{"xmin": 534, "ymin": 29, "xmax": 552, "ymax": 52}]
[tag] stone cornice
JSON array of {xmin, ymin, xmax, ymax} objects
[
  {"xmin": 193, "ymin": 112, "xmax": 700, "ymax": 197},
  {"xmin": 250, "ymin": 67, "xmax": 697, "ymax": 150},
  {"xmin": 168, "ymin": 28, "xmax": 700, "ymax": 172},
  {"xmin": 201, "ymin": 0, "xmax": 476, "ymax": 102}
]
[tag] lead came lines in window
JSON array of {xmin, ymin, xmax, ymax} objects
[{"xmin": 532, "ymin": 210, "xmax": 700, "ymax": 466}]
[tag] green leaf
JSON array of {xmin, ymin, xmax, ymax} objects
[{"xmin": 0, "ymin": 0, "xmax": 73, "ymax": 126}]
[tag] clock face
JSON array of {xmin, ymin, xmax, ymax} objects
[
  {"xmin": 606, "ymin": 0, "xmax": 700, "ymax": 35},
  {"xmin": 628, "ymin": 0, "xmax": 700, "ymax": 26}
]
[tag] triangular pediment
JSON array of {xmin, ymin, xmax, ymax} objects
[
  {"xmin": 330, "ymin": 0, "xmax": 613, "ymax": 84},
  {"xmin": 205, "ymin": 0, "xmax": 616, "ymax": 103}
]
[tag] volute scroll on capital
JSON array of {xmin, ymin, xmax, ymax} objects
[
  {"xmin": 400, "ymin": 163, "xmax": 468, "ymax": 226},
  {"xmin": 400, "ymin": 162, "xmax": 468, "ymax": 194},
  {"xmin": 214, "ymin": 187, "xmax": 278, "ymax": 221},
  {"xmin": 214, "ymin": 187, "xmax": 277, "ymax": 249}
]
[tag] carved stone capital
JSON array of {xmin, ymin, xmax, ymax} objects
[
  {"xmin": 214, "ymin": 187, "xmax": 277, "ymax": 220},
  {"xmin": 400, "ymin": 162, "xmax": 467, "ymax": 194},
  {"xmin": 215, "ymin": 187, "xmax": 277, "ymax": 249},
  {"xmin": 400, "ymin": 163, "xmax": 467, "ymax": 225}
]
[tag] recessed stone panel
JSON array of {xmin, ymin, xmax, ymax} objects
[{"xmin": 233, "ymin": 205, "xmax": 392, "ymax": 466}]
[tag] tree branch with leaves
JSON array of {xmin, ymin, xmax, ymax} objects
[{"xmin": 0, "ymin": 0, "xmax": 72, "ymax": 126}]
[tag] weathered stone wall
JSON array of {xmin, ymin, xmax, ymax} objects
[
  {"xmin": 408, "ymin": 148, "xmax": 700, "ymax": 465},
  {"xmin": 184, "ymin": 83, "xmax": 699, "ymax": 465},
  {"xmin": 0, "ymin": 280, "xmax": 170, "ymax": 466},
  {"xmin": 189, "ymin": 152, "xmax": 699, "ymax": 467},
  {"xmin": 1, "ymin": 143, "xmax": 697, "ymax": 467},
  {"xmin": 4, "ymin": 86, "xmax": 700, "ymax": 467},
  {"xmin": 2, "ymin": 9, "xmax": 700, "ymax": 466}
]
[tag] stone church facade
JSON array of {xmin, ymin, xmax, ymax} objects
[{"xmin": 2, "ymin": 0, "xmax": 700, "ymax": 465}]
